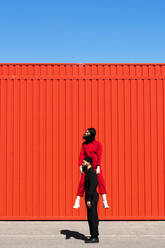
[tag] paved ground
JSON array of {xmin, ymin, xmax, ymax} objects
[{"xmin": 0, "ymin": 220, "xmax": 165, "ymax": 247}]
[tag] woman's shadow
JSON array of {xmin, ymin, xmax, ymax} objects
[{"xmin": 60, "ymin": 229, "xmax": 88, "ymax": 241}]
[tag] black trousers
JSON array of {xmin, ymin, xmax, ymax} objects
[{"xmin": 85, "ymin": 193, "xmax": 99, "ymax": 238}]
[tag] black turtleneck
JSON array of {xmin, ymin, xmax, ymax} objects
[{"xmin": 84, "ymin": 167, "xmax": 98, "ymax": 202}]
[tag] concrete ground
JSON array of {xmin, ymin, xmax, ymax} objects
[{"xmin": 0, "ymin": 220, "xmax": 165, "ymax": 248}]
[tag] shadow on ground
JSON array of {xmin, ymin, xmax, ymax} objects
[{"xmin": 60, "ymin": 229, "xmax": 88, "ymax": 241}]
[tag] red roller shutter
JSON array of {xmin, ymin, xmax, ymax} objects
[{"xmin": 0, "ymin": 63, "xmax": 165, "ymax": 220}]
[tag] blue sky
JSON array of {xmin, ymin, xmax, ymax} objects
[{"xmin": 0, "ymin": 0, "xmax": 165, "ymax": 63}]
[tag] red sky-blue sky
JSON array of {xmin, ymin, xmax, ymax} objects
[{"xmin": 0, "ymin": 0, "xmax": 164, "ymax": 63}]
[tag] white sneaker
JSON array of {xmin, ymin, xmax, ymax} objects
[
  {"xmin": 73, "ymin": 196, "xmax": 80, "ymax": 208},
  {"xmin": 103, "ymin": 201, "xmax": 109, "ymax": 208},
  {"xmin": 73, "ymin": 200, "xmax": 80, "ymax": 208},
  {"xmin": 102, "ymin": 194, "xmax": 110, "ymax": 208}
]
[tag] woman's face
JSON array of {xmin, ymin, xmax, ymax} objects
[
  {"xmin": 84, "ymin": 129, "xmax": 90, "ymax": 136},
  {"xmin": 83, "ymin": 129, "xmax": 92, "ymax": 141}
]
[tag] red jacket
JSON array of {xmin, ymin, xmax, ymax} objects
[{"xmin": 78, "ymin": 140, "xmax": 102, "ymax": 169}]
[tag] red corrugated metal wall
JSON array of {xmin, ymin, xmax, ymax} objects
[{"xmin": 0, "ymin": 63, "xmax": 165, "ymax": 220}]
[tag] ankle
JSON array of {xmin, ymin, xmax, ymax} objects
[
  {"xmin": 91, "ymin": 235, "xmax": 98, "ymax": 239},
  {"xmin": 102, "ymin": 194, "xmax": 107, "ymax": 200}
]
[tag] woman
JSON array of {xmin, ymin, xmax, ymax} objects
[{"xmin": 73, "ymin": 128, "xmax": 109, "ymax": 209}]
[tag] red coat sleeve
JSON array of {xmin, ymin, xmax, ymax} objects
[
  {"xmin": 78, "ymin": 144, "xmax": 85, "ymax": 166},
  {"xmin": 96, "ymin": 142, "xmax": 102, "ymax": 167}
]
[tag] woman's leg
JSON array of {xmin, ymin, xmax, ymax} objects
[
  {"xmin": 73, "ymin": 172, "xmax": 85, "ymax": 208},
  {"xmin": 97, "ymin": 169, "xmax": 107, "ymax": 194},
  {"xmin": 97, "ymin": 169, "xmax": 109, "ymax": 208},
  {"xmin": 76, "ymin": 172, "xmax": 85, "ymax": 196}
]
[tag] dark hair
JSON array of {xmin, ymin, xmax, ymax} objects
[
  {"xmin": 84, "ymin": 156, "xmax": 93, "ymax": 165},
  {"xmin": 87, "ymin": 128, "xmax": 96, "ymax": 141}
]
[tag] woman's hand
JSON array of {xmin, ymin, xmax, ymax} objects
[
  {"xmin": 96, "ymin": 165, "xmax": 100, "ymax": 174},
  {"xmin": 80, "ymin": 165, "xmax": 83, "ymax": 174}
]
